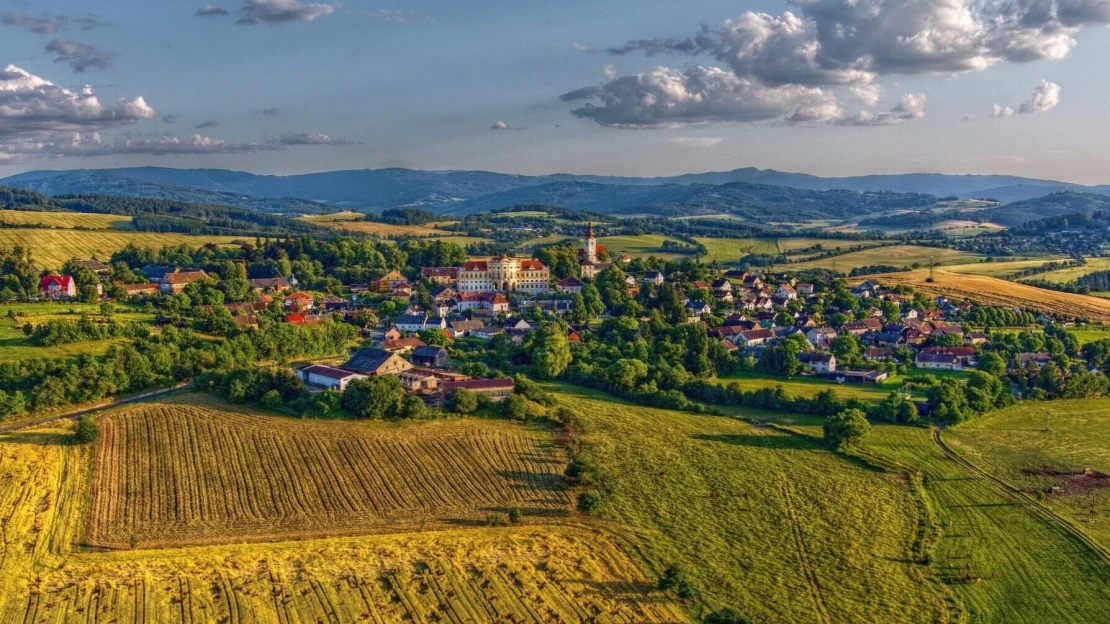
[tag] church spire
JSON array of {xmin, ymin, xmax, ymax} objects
[{"xmin": 587, "ymin": 221, "xmax": 595, "ymax": 239}]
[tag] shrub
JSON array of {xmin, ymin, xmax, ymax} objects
[
  {"xmin": 449, "ymin": 388, "xmax": 478, "ymax": 415},
  {"xmin": 704, "ymin": 608, "xmax": 751, "ymax": 624},
  {"xmin": 74, "ymin": 414, "xmax": 100, "ymax": 444},
  {"xmin": 576, "ymin": 490, "xmax": 601, "ymax": 515},
  {"xmin": 657, "ymin": 563, "xmax": 685, "ymax": 591},
  {"xmin": 260, "ymin": 389, "xmax": 283, "ymax": 410},
  {"xmin": 508, "ymin": 507, "xmax": 523, "ymax": 524},
  {"xmin": 485, "ymin": 512, "xmax": 506, "ymax": 526}
]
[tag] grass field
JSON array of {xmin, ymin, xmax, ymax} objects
[
  {"xmin": 782, "ymin": 245, "xmax": 981, "ymax": 272},
  {"xmin": 693, "ymin": 237, "xmax": 778, "ymax": 263},
  {"xmin": 0, "ymin": 209, "xmax": 132, "ymax": 230},
  {"xmin": 1069, "ymin": 326, "xmax": 1110, "ymax": 344},
  {"xmin": 556, "ymin": 384, "xmax": 950, "ymax": 623},
  {"xmin": 0, "ymin": 229, "xmax": 244, "ymax": 269},
  {"xmin": 776, "ymin": 238, "xmax": 890, "ymax": 253},
  {"xmin": 307, "ymin": 217, "xmax": 468, "ymax": 238},
  {"xmin": 1019, "ymin": 257, "xmax": 1110, "ymax": 284},
  {"xmin": 715, "ymin": 372, "xmax": 959, "ymax": 403},
  {"xmin": 942, "ymin": 258, "xmax": 1065, "ymax": 279},
  {"xmin": 853, "ymin": 269, "xmax": 1110, "ymax": 322},
  {"xmin": 760, "ymin": 418, "xmax": 1110, "ymax": 623},
  {"xmin": 0, "ymin": 420, "xmax": 685, "ymax": 623},
  {"xmin": 0, "ymin": 303, "xmax": 154, "ymax": 363},
  {"xmin": 88, "ymin": 394, "xmax": 570, "ymax": 548},
  {"xmin": 946, "ymin": 399, "xmax": 1110, "ymax": 551},
  {"xmin": 595, "ymin": 234, "xmax": 691, "ymax": 260}
]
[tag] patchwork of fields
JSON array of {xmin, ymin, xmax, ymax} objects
[
  {"xmin": 855, "ymin": 269, "xmax": 1110, "ymax": 322},
  {"xmin": 89, "ymin": 395, "xmax": 569, "ymax": 548},
  {"xmin": 782, "ymin": 245, "xmax": 981, "ymax": 272}
]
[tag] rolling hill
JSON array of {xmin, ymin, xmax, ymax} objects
[{"xmin": 4, "ymin": 166, "xmax": 1110, "ymax": 215}]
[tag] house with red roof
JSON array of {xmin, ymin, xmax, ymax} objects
[{"xmin": 40, "ymin": 275, "xmax": 76, "ymax": 299}]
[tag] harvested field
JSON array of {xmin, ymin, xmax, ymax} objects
[
  {"xmin": 693, "ymin": 237, "xmax": 778, "ymax": 263},
  {"xmin": 943, "ymin": 258, "xmax": 1068, "ymax": 279},
  {"xmin": 87, "ymin": 395, "xmax": 569, "ymax": 548},
  {"xmin": 0, "ymin": 209, "xmax": 132, "ymax": 229},
  {"xmin": 0, "ymin": 229, "xmax": 243, "ymax": 269},
  {"xmin": 0, "ymin": 423, "xmax": 684, "ymax": 623},
  {"xmin": 852, "ymin": 269, "xmax": 1110, "ymax": 321},
  {"xmin": 313, "ymin": 219, "xmax": 465, "ymax": 238}
]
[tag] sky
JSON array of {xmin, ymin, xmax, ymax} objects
[{"xmin": 2, "ymin": 0, "xmax": 1110, "ymax": 183}]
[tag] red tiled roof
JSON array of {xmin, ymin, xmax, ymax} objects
[
  {"xmin": 163, "ymin": 270, "xmax": 208, "ymax": 285},
  {"xmin": 40, "ymin": 274, "xmax": 73, "ymax": 290},
  {"xmin": 519, "ymin": 260, "xmax": 546, "ymax": 271},
  {"xmin": 462, "ymin": 260, "xmax": 488, "ymax": 271}
]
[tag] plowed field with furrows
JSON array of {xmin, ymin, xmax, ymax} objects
[{"xmin": 88, "ymin": 399, "xmax": 569, "ymax": 548}]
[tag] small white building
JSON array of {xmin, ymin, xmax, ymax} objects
[{"xmin": 298, "ymin": 364, "xmax": 367, "ymax": 391}]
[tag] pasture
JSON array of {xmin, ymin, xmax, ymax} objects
[
  {"xmin": 946, "ymin": 398, "xmax": 1110, "ymax": 550},
  {"xmin": 1020, "ymin": 257, "xmax": 1110, "ymax": 284},
  {"xmin": 693, "ymin": 237, "xmax": 778, "ymax": 263},
  {"xmin": 0, "ymin": 421, "xmax": 684, "ymax": 623},
  {"xmin": 0, "ymin": 209, "xmax": 132, "ymax": 230},
  {"xmin": 853, "ymin": 269, "xmax": 1110, "ymax": 322},
  {"xmin": 0, "ymin": 303, "xmax": 154, "ymax": 363},
  {"xmin": 0, "ymin": 229, "xmax": 244, "ymax": 269},
  {"xmin": 556, "ymin": 384, "xmax": 950, "ymax": 623},
  {"xmin": 943, "ymin": 258, "xmax": 1067, "ymax": 279},
  {"xmin": 715, "ymin": 372, "xmax": 940, "ymax": 403},
  {"xmin": 782, "ymin": 245, "xmax": 980, "ymax": 272},
  {"xmin": 87, "ymin": 394, "xmax": 570, "ymax": 548},
  {"xmin": 596, "ymin": 234, "xmax": 690, "ymax": 260},
  {"xmin": 762, "ymin": 417, "xmax": 1110, "ymax": 623},
  {"xmin": 776, "ymin": 237, "xmax": 889, "ymax": 254}
]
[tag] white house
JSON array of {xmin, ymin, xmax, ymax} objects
[
  {"xmin": 394, "ymin": 314, "xmax": 447, "ymax": 332},
  {"xmin": 643, "ymin": 271, "xmax": 665, "ymax": 286},
  {"xmin": 776, "ymin": 284, "xmax": 797, "ymax": 300},
  {"xmin": 298, "ymin": 364, "xmax": 366, "ymax": 391}
]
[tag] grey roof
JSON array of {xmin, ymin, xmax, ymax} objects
[
  {"xmin": 413, "ymin": 345, "xmax": 448, "ymax": 358},
  {"xmin": 342, "ymin": 348, "xmax": 397, "ymax": 373}
]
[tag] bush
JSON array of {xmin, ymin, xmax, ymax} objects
[
  {"xmin": 508, "ymin": 507, "xmax": 523, "ymax": 524},
  {"xmin": 704, "ymin": 608, "xmax": 751, "ymax": 624},
  {"xmin": 822, "ymin": 408, "xmax": 871, "ymax": 450},
  {"xmin": 657, "ymin": 563, "xmax": 685, "ymax": 591},
  {"xmin": 576, "ymin": 490, "xmax": 601, "ymax": 514},
  {"xmin": 485, "ymin": 512, "xmax": 506, "ymax": 526},
  {"xmin": 260, "ymin": 389, "xmax": 282, "ymax": 410},
  {"xmin": 502, "ymin": 394, "xmax": 528, "ymax": 420},
  {"xmin": 449, "ymin": 388, "xmax": 478, "ymax": 415},
  {"xmin": 74, "ymin": 414, "xmax": 99, "ymax": 444}
]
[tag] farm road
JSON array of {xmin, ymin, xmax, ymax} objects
[{"xmin": 0, "ymin": 383, "xmax": 191, "ymax": 434}]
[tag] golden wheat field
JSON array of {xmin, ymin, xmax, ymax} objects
[
  {"xmin": 853, "ymin": 269, "xmax": 1110, "ymax": 321},
  {"xmin": 0, "ymin": 229, "xmax": 244, "ymax": 269},
  {"xmin": 0, "ymin": 422, "xmax": 685, "ymax": 623},
  {"xmin": 302, "ymin": 213, "xmax": 464, "ymax": 238},
  {"xmin": 87, "ymin": 395, "xmax": 570, "ymax": 548},
  {"xmin": 0, "ymin": 209, "xmax": 133, "ymax": 229}
]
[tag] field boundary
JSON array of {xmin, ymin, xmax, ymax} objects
[
  {"xmin": 0, "ymin": 383, "xmax": 192, "ymax": 434},
  {"xmin": 933, "ymin": 426, "xmax": 1110, "ymax": 566}
]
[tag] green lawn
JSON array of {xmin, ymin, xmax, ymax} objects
[
  {"xmin": 597, "ymin": 234, "xmax": 691, "ymax": 260},
  {"xmin": 693, "ymin": 237, "xmax": 778, "ymax": 263},
  {"xmin": 946, "ymin": 399, "xmax": 1110, "ymax": 552},
  {"xmin": 768, "ymin": 418, "xmax": 1110, "ymax": 623},
  {"xmin": 554, "ymin": 383, "xmax": 949, "ymax": 623},
  {"xmin": 780, "ymin": 245, "xmax": 982, "ymax": 272},
  {"xmin": 0, "ymin": 303, "xmax": 154, "ymax": 363},
  {"xmin": 716, "ymin": 371, "xmax": 970, "ymax": 404}
]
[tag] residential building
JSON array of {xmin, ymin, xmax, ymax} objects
[
  {"xmin": 776, "ymin": 284, "xmax": 797, "ymax": 300},
  {"xmin": 737, "ymin": 328, "xmax": 775, "ymax": 347},
  {"xmin": 453, "ymin": 291, "xmax": 510, "ymax": 313},
  {"xmin": 806, "ymin": 327, "xmax": 837, "ymax": 349},
  {"xmin": 916, "ymin": 352, "xmax": 963, "ymax": 371},
  {"xmin": 420, "ymin": 267, "xmax": 459, "ymax": 285},
  {"xmin": 341, "ymin": 347, "xmax": 414, "ymax": 376},
  {"xmin": 556, "ymin": 277, "xmax": 584, "ymax": 294},
  {"xmin": 1016, "ymin": 352, "xmax": 1053, "ymax": 368},
  {"xmin": 379, "ymin": 337, "xmax": 426, "ymax": 354},
  {"xmin": 820, "ymin": 370, "xmax": 889, "ymax": 384},
  {"xmin": 412, "ymin": 345, "xmax": 450, "ymax": 368},
  {"xmin": 121, "ymin": 283, "xmax": 159, "ymax": 297},
  {"xmin": 161, "ymin": 270, "xmax": 209, "ymax": 294},
  {"xmin": 393, "ymin": 314, "xmax": 447, "ymax": 332},
  {"xmin": 686, "ymin": 301, "xmax": 713, "ymax": 318},
  {"xmin": 798, "ymin": 353, "xmax": 836, "ymax": 373},
  {"xmin": 283, "ymin": 292, "xmax": 315, "ymax": 311},
  {"xmin": 297, "ymin": 365, "xmax": 366, "ymax": 391},
  {"xmin": 248, "ymin": 277, "xmax": 291, "ymax": 293},
  {"xmin": 39, "ymin": 275, "xmax": 76, "ymax": 299},
  {"xmin": 447, "ymin": 319, "xmax": 485, "ymax": 338},
  {"xmin": 643, "ymin": 271, "xmax": 665, "ymax": 286}
]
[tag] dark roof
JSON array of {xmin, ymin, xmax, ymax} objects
[
  {"xmin": 302, "ymin": 364, "xmax": 358, "ymax": 380},
  {"xmin": 142, "ymin": 265, "xmax": 176, "ymax": 280},
  {"xmin": 249, "ymin": 277, "xmax": 290, "ymax": 289},
  {"xmin": 413, "ymin": 345, "xmax": 448, "ymax": 358},
  {"xmin": 342, "ymin": 348, "xmax": 399, "ymax": 373}
]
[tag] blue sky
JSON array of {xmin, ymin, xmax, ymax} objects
[{"xmin": 2, "ymin": 0, "xmax": 1110, "ymax": 182}]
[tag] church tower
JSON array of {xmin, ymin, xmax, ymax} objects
[{"xmin": 585, "ymin": 222, "xmax": 597, "ymax": 264}]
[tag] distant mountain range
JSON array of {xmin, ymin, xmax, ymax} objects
[{"xmin": 2, "ymin": 166, "xmax": 1108, "ymax": 216}]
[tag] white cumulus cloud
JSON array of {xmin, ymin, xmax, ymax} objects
[{"xmin": 237, "ymin": 0, "xmax": 336, "ymax": 25}]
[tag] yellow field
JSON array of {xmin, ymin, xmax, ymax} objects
[
  {"xmin": 944, "ymin": 258, "xmax": 1068, "ymax": 278},
  {"xmin": 312, "ymin": 219, "xmax": 465, "ymax": 238},
  {"xmin": 0, "ymin": 209, "xmax": 132, "ymax": 230},
  {"xmin": 89, "ymin": 395, "xmax": 569, "ymax": 548},
  {"xmin": 0, "ymin": 421, "xmax": 684, "ymax": 623},
  {"xmin": 782, "ymin": 245, "xmax": 980, "ymax": 272},
  {"xmin": 0, "ymin": 229, "xmax": 243, "ymax": 269},
  {"xmin": 853, "ymin": 269, "xmax": 1110, "ymax": 322},
  {"xmin": 693, "ymin": 237, "xmax": 778, "ymax": 263}
]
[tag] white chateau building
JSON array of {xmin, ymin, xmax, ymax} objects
[{"xmin": 457, "ymin": 256, "xmax": 550, "ymax": 293}]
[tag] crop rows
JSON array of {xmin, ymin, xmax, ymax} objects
[{"xmin": 88, "ymin": 399, "xmax": 569, "ymax": 548}]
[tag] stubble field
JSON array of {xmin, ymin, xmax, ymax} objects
[
  {"xmin": 0, "ymin": 420, "xmax": 685, "ymax": 623},
  {"xmin": 87, "ymin": 395, "xmax": 570, "ymax": 548}
]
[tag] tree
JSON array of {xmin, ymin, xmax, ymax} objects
[
  {"xmin": 418, "ymin": 328, "xmax": 451, "ymax": 347},
  {"xmin": 508, "ymin": 507, "xmax": 523, "ymax": 524},
  {"xmin": 704, "ymin": 609, "xmax": 751, "ymax": 624},
  {"xmin": 341, "ymin": 376, "xmax": 404, "ymax": 419},
  {"xmin": 502, "ymin": 393, "xmax": 528, "ymax": 420},
  {"xmin": 532, "ymin": 322, "xmax": 572, "ymax": 380},
  {"xmin": 823, "ymin": 408, "xmax": 870, "ymax": 450},
  {"xmin": 0, "ymin": 389, "xmax": 26, "ymax": 421},
  {"xmin": 582, "ymin": 282, "xmax": 605, "ymax": 316},
  {"xmin": 830, "ymin": 334, "xmax": 862, "ymax": 366},
  {"xmin": 260, "ymin": 389, "xmax": 283, "ymax": 410},
  {"xmin": 399, "ymin": 395, "xmax": 427, "ymax": 419},
  {"xmin": 978, "ymin": 352, "xmax": 1007, "ymax": 377},
  {"xmin": 927, "ymin": 378, "xmax": 972, "ymax": 423},
  {"xmin": 568, "ymin": 293, "xmax": 589, "ymax": 325},
  {"xmin": 576, "ymin": 490, "xmax": 601, "ymax": 514},
  {"xmin": 450, "ymin": 388, "xmax": 479, "ymax": 414},
  {"xmin": 74, "ymin": 414, "xmax": 100, "ymax": 444}
]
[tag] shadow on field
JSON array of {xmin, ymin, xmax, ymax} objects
[
  {"xmin": 1, "ymin": 431, "xmax": 72, "ymax": 446},
  {"xmin": 691, "ymin": 432, "xmax": 812, "ymax": 451},
  {"xmin": 497, "ymin": 470, "xmax": 566, "ymax": 492}
]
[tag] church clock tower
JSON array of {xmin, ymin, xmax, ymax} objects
[{"xmin": 585, "ymin": 222, "xmax": 597, "ymax": 264}]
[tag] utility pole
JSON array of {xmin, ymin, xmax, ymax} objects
[{"xmin": 929, "ymin": 255, "xmax": 935, "ymax": 281}]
